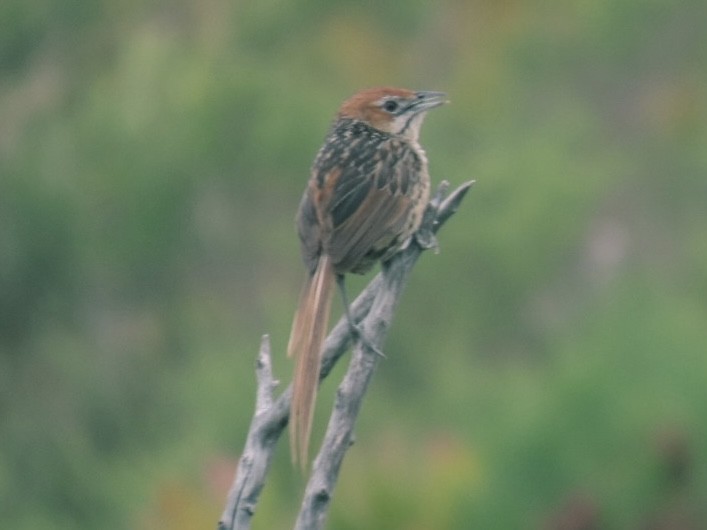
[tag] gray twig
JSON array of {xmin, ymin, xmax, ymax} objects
[{"xmin": 218, "ymin": 180, "xmax": 474, "ymax": 530}]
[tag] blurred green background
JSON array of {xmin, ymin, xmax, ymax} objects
[{"xmin": 2, "ymin": 0, "xmax": 707, "ymax": 528}]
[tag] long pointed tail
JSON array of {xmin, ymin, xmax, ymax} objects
[{"xmin": 287, "ymin": 255, "xmax": 335, "ymax": 468}]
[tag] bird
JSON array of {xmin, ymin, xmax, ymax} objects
[{"xmin": 287, "ymin": 86, "xmax": 447, "ymax": 467}]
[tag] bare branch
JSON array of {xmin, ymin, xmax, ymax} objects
[
  {"xmin": 218, "ymin": 181, "xmax": 474, "ymax": 530},
  {"xmin": 218, "ymin": 336, "xmax": 281, "ymax": 530}
]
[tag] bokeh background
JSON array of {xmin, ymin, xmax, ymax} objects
[{"xmin": 2, "ymin": 0, "xmax": 707, "ymax": 528}]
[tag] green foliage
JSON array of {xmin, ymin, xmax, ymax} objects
[{"xmin": 2, "ymin": 0, "xmax": 707, "ymax": 528}]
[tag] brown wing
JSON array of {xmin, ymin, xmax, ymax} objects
[
  {"xmin": 325, "ymin": 141, "xmax": 419, "ymax": 273},
  {"xmin": 297, "ymin": 119, "xmax": 423, "ymax": 275}
]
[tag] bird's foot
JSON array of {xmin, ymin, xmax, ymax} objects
[
  {"xmin": 415, "ymin": 227, "xmax": 439, "ymax": 253},
  {"xmin": 348, "ymin": 323, "xmax": 386, "ymax": 358}
]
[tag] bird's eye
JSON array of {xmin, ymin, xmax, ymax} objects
[{"xmin": 382, "ymin": 100, "xmax": 399, "ymax": 112}]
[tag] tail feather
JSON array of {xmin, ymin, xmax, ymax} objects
[{"xmin": 288, "ymin": 255, "xmax": 335, "ymax": 468}]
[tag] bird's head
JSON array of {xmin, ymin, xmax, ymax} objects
[{"xmin": 338, "ymin": 87, "xmax": 447, "ymax": 142}]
